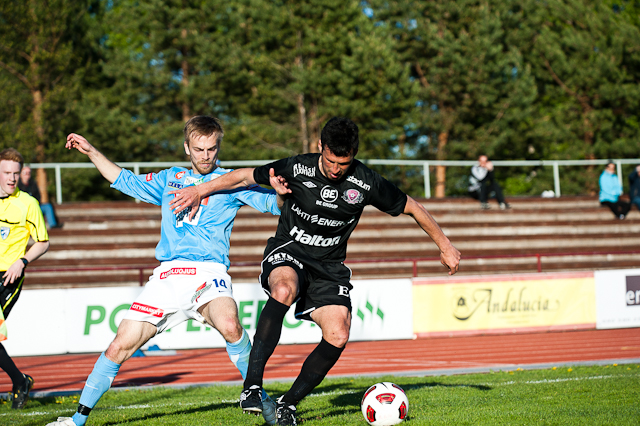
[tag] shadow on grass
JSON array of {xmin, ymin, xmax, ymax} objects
[{"xmin": 100, "ymin": 400, "xmax": 239, "ymax": 425}]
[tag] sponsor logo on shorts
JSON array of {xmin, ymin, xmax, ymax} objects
[
  {"xmin": 293, "ymin": 163, "xmax": 316, "ymax": 178},
  {"xmin": 290, "ymin": 203, "xmax": 345, "ymax": 227},
  {"xmin": 338, "ymin": 285, "xmax": 350, "ymax": 297},
  {"xmin": 0, "ymin": 227, "xmax": 9, "ymax": 240},
  {"xmin": 130, "ymin": 303, "xmax": 164, "ymax": 318},
  {"xmin": 191, "ymin": 281, "xmax": 212, "ymax": 303},
  {"xmin": 267, "ymin": 252, "xmax": 304, "ymax": 269},
  {"xmin": 289, "ymin": 226, "xmax": 340, "ymax": 247},
  {"xmin": 302, "ymin": 181, "xmax": 317, "ymax": 188},
  {"xmin": 168, "ymin": 181, "xmax": 183, "ymax": 189},
  {"xmin": 626, "ymin": 276, "xmax": 640, "ymax": 306},
  {"xmin": 346, "ymin": 175, "xmax": 371, "ymax": 191},
  {"xmin": 175, "ymin": 171, "xmax": 186, "ymax": 179},
  {"xmin": 160, "ymin": 268, "xmax": 197, "ymax": 279},
  {"xmin": 146, "ymin": 173, "xmax": 153, "ymax": 182},
  {"xmin": 342, "ymin": 189, "xmax": 364, "ymax": 204}
]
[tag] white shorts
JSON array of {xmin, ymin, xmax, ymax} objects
[{"xmin": 123, "ymin": 260, "xmax": 233, "ymax": 334}]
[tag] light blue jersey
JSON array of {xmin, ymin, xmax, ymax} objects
[{"xmin": 111, "ymin": 166, "xmax": 280, "ymax": 267}]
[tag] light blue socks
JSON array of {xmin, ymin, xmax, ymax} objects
[
  {"xmin": 72, "ymin": 353, "xmax": 121, "ymax": 426},
  {"xmin": 226, "ymin": 329, "xmax": 268, "ymax": 400}
]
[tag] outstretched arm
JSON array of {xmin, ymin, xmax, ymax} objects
[
  {"xmin": 169, "ymin": 167, "xmax": 257, "ymax": 219},
  {"xmin": 403, "ymin": 196, "xmax": 460, "ymax": 275},
  {"xmin": 66, "ymin": 133, "xmax": 122, "ymax": 183}
]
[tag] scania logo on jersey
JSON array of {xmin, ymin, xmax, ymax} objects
[
  {"xmin": 291, "ymin": 203, "xmax": 345, "ymax": 227},
  {"xmin": 346, "ymin": 175, "xmax": 371, "ymax": 191},
  {"xmin": 290, "ymin": 226, "xmax": 340, "ymax": 247},
  {"xmin": 146, "ymin": 173, "xmax": 153, "ymax": 182},
  {"xmin": 130, "ymin": 303, "xmax": 164, "ymax": 318},
  {"xmin": 175, "ymin": 171, "xmax": 186, "ymax": 179},
  {"xmin": 293, "ymin": 163, "xmax": 316, "ymax": 178},
  {"xmin": 342, "ymin": 189, "xmax": 364, "ymax": 204},
  {"xmin": 320, "ymin": 186, "xmax": 338, "ymax": 202},
  {"xmin": 160, "ymin": 267, "xmax": 197, "ymax": 279},
  {"xmin": 191, "ymin": 282, "xmax": 212, "ymax": 303}
]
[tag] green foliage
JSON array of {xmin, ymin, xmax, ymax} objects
[
  {"xmin": 2, "ymin": 0, "xmax": 640, "ymax": 201},
  {"xmin": 1, "ymin": 364, "xmax": 638, "ymax": 425}
]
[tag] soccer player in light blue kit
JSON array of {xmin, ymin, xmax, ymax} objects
[{"xmin": 47, "ymin": 116, "xmax": 288, "ymax": 426}]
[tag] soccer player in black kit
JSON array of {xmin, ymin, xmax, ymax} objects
[{"xmin": 170, "ymin": 117, "xmax": 461, "ymax": 425}]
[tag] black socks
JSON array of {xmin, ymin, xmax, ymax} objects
[
  {"xmin": 244, "ymin": 297, "xmax": 289, "ymax": 388},
  {"xmin": 281, "ymin": 338, "xmax": 344, "ymax": 406}
]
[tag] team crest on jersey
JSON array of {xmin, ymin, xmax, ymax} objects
[
  {"xmin": 302, "ymin": 181, "xmax": 317, "ymax": 189},
  {"xmin": 191, "ymin": 282, "xmax": 212, "ymax": 303},
  {"xmin": 0, "ymin": 227, "xmax": 9, "ymax": 240},
  {"xmin": 175, "ymin": 171, "xmax": 186, "ymax": 179},
  {"xmin": 342, "ymin": 189, "xmax": 364, "ymax": 204}
]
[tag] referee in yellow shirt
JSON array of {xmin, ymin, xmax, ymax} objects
[{"xmin": 0, "ymin": 148, "xmax": 49, "ymax": 409}]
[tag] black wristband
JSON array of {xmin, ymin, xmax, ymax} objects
[{"xmin": 20, "ymin": 258, "xmax": 28, "ymax": 267}]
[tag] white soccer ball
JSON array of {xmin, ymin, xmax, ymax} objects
[{"xmin": 361, "ymin": 382, "xmax": 409, "ymax": 425}]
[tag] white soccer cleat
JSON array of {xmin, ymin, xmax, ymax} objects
[
  {"xmin": 45, "ymin": 417, "xmax": 77, "ymax": 426},
  {"xmin": 262, "ymin": 392, "xmax": 277, "ymax": 425}
]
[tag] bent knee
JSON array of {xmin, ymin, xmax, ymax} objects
[
  {"xmin": 323, "ymin": 329, "xmax": 349, "ymax": 348},
  {"xmin": 269, "ymin": 283, "xmax": 296, "ymax": 305}
]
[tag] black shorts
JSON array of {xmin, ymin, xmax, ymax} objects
[
  {"xmin": 259, "ymin": 238, "xmax": 353, "ymax": 321},
  {"xmin": 0, "ymin": 271, "xmax": 25, "ymax": 319}
]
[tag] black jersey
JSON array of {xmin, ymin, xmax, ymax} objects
[{"xmin": 254, "ymin": 153, "xmax": 407, "ymax": 262}]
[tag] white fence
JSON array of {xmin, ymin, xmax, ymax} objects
[{"xmin": 29, "ymin": 158, "xmax": 640, "ymax": 204}]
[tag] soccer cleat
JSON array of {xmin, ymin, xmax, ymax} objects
[
  {"xmin": 499, "ymin": 202, "xmax": 511, "ymax": 210},
  {"xmin": 45, "ymin": 417, "xmax": 78, "ymax": 426},
  {"xmin": 240, "ymin": 384, "xmax": 263, "ymax": 414},
  {"xmin": 275, "ymin": 396, "xmax": 297, "ymax": 425},
  {"xmin": 262, "ymin": 392, "xmax": 277, "ymax": 425},
  {"xmin": 11, "ymin": 374, "xmax": 34, "ymax": 409},
  {"xmin": 480, "ymin": 203, "xmax": 491, "ymax": 210}
]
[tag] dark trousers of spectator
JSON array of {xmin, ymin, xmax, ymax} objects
[
  {"xmin": 601, "ymin": 200, "xmax": 631, "ymax": 218},
  {"xmin": 477, "ymin": 171, "xmax": 505, "ymax": 204}
]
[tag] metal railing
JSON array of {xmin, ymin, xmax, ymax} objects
[
  {"xmin": 27, "ymin": 249, "xmax": 640, "ymax": 286},
  {"xmin": 28, "ymin": 158, "xmax": 640, "ymax": 204}
]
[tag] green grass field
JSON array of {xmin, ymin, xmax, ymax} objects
[{"xmin": 2, "ymin": 363, "xmax": 639, "ymax": 426}]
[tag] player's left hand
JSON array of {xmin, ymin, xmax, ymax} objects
[
  {"xmin": 269, "ymin": 168, "xmax": 291, "ymax": 196},
  {"xmin": 169, "ymin": 186, "xmax": 202, "ymax": 220},
  {"xmin": 440, "ymin": 244, "xmax": 461, "ymax": 275}
]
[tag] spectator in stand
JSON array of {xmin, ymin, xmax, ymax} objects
[
  {"xmin": 468, "ymin": 155, "xmax": 510, "ymax": 210},
  {"xmin": 628, "ymin": 165, "xmax": 640, "ymax": 211},
  {"xmin": 599, "ymin": 161, "xmax": 631, "ymax": 219},
  {"xmin": 18, "ymin": 166, "xmax": 61, "ymax": 229}
]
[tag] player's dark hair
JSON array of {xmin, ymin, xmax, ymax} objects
[
  {"xmin": 0, "ymin": 148, "xmax": 24, "ymax": 169},
  {"xmin": 184, "ymin": 116, "xmax": 224, "ymax": 146},
  {"xmin": 320, "ymin": 117, "xmax": 359, "ymax": 157}
]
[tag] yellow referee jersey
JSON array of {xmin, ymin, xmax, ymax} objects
[{"xmin": 0, "ymin": 189, "xmax": 49, "ymax": 270}]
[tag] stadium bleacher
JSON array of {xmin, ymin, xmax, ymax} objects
[{"xmin": 24, "ymin": 196, "xmax": 640, "ymax": 289}]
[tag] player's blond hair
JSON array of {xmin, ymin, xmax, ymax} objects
[
  {"xmin": 184, "ymin": 116, "xmax": 224, "ymax": 147},
  {"xmin": 0, "ymin": 148, "xmax": 24, "ymax": 169}
]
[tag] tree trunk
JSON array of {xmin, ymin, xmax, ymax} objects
[
  {"xmin": 309, "ymin": 98, "xmax": 319, "ymax": 153},
  {"xmin": 435, "ymin": 131, "xmax": 448, "ymax": 198},
  {"xmin": 181, "ymin": 29, "xmax": 190, "ymax": 122},
  {"xmin": 32, "ymin": 88, "xmax": 49, "ymax": 204}
]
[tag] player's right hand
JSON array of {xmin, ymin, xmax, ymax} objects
[{"xmin": 440, "ymin": 245, "xmax": 461, "ymax": 275}]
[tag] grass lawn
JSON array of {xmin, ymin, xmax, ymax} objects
[{"xmin": 2, "ymin": 363, "xmax": 639, "ymax": 425}]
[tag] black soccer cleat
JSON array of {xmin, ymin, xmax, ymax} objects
[
  {"xmin": 275, "ymin": 396, "xmax": 297, "ymax": 425},
  {"xmin": 11, "ymin": 374, "xmax": 34, "ymax": 409},
  {"xmin": 240, "ymin": 385, "xmax": 263, "ymax": 415}
]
